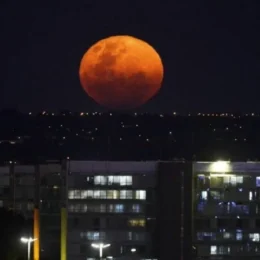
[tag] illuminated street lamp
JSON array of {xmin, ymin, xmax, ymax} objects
[
  {"xmin": 91, "ymin": 243, "xmax": 110, "ymax": 259},
  {"xmin": 20, "ymin": 237, "xmax": 37, "ymax": 260}
]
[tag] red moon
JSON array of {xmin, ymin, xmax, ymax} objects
[{"xmin": 79, "ymin": 35, "xmax": 164, "ymax": 110}]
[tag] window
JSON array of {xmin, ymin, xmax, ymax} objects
[
  {"xmin": 210, "ymin": 191, "xmax": 221, "ymax": 200},
  {"xmin": 132, "ymin": 204, "xmax": 142, "ymax": 213},
  {"xmin": 100, "ymin": 204, "xmax": 106, "ymax": 212},
  {"xmin": 107, "ymin": 190, "xmax": 119, "ymax": 199},
  {"xmin": 223, "ymin": 176, "xmax": 243, "ymax": 185},
  {"xmin": 197, "ymin": 201, "xmax": 206, "ymax": 212},
  {"xmin": 120, "ymin": 190, "xmax": 133, "ymax": 199},
  {"xmin": 236, "ymin": 231, "xmax": 243, "ymax": 241},
  {"xmin": 27, "ymin": 202, "xmax": 34, "ymax": 211},
  {"xmin": 223, "ymin": 232, "xmax": 232, "ymax": 239},
  {"xmin": 201, "ymin": 191, "xmax": 208, "ymax": 200},
  {"xmin": 115, "ymin": 204, "xmax": 124, "ymax": 213},
  {"xmin": 80, "ymin": 231, "xmax": 105, "ymax": 240},
  {"xmin": 256, "ymin": 177, "xmax": 260, "ymax": 187},
  {"xmin": 196, "ymin": 232, "xmax": 216, "ymax": 241},
  {"xmin": 128, "ymin": 232, "xmax": 145, "ymax": 241},
  {"xmin": 249, "ymin": 233, "xmax": 260, "ymax": 242},
  {"xmin": 94, "ymin": 176, "xmax": 107, "ymax": 185},
  {"xmin": 135, "ymin": 190, "xmax": 146, "ymax": 200},
  {"xmin": 108, "ymin": 204, "xmax": 125, "ymax": 213},
  {"xmin": 68, "ymin": 190, "xmax": 146, "ymax": 200},
  {"xmin": 128, "ymin": 219, "xmax": 146, "ymax": 227},
  {"xmin": 249, "ymin": 191, "xmax": 253, "ymax": 201},
  {"xmin": 94, "ymin": 176, "xmax": 133, "ymax": 186},
  {"xmin": 211, "ymin": 245, "xmax": 231, "ymax": 255},
  {"xmin": 210, "ymin": 246, "xmax": 217, "ymax": 255}
]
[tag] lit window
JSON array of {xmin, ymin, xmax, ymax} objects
[
  {"xmin": 107, "ymin": 190, "xmax": 119, "ymax": 199},
  {"xmin": 249, "ymin": 233, "xmax": 260, "ymax": 242},
  {"xmin": 201, "ymin": 191, "xmax": 208, "ymax": 200},
  {"xmin": 120, "ymin": 190, "xmax": 133, "ymax": 199},
  {"xmin": 236, "ymin": 231, "xmax": 243, "ymax": 241},
  {"xmin": 68, "ymin": 190, "xmax": 145, "ymax": 200},
  {"xmin": 249, "ymin": 191, "xmax": 253, "ymax": 201},
  {"xmin": 135, "ymin": 190, "xmax": 146, "ymax": 200},
  {"xmin": 210, "ymin": 246, "xmax": 217, "ymax": 255},
  {"xmin": 94, "ymin": 176, "xmax": 107, "ymax": 185},
  {"xmin": 256, "ymin": 177, "xmax": 260, "ymax": 187},
  {"xmin": 223, "ymin": 176, "xmax": 243, "ymax": 185},
  {"xmin": 94, "ymin": 176, "xmax": 133, "ymax": 186},
  {"xmin": 93, "ymin": 190, "xmax": 100, "ymax": 199},
  {"xmin": 128, "ymin": 219, "xmax": 146, "ymax": 227},
  {"xmin": 100, "ymin": 190, "xmax": 106, "ymax": 199},
  {"xmin": 86, "ymin": 231, "xmax": 105, "ymax": 240},
  {"xmin": 223, "ymin": 232, "xmax": 232, "ymax": 239}
]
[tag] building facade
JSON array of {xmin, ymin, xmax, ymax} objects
[
  {"xmin": 0, "ymin": 160, "xmax": 164, "ymax": 260},
  {"xmin": 6, "ymin": 160, "xmax": 260, "ymax": 260},
  {"xmin": 193, "ymin": 161, "xmax": 260, "ymax": 259}
]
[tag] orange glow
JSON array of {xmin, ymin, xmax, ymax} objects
[
  {"xmin": 61, "ymin": 207, "xmax": 67, "ymax": 260},
  {"xmin": 33, "ymin": 208, "xmax": 40, "ymax": 260},
  {"xmin": 79, "ymin": 35, "xmax": 164, "ymax": 110}
]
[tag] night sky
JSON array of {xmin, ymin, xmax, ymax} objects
[{"xmin": 2, "ymin": 1, "xmax": 260, "ymax": 113}]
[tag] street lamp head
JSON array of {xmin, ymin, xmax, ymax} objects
[
  {"xmin": 21, "ymin": 238, "xmax": 29, "ymax": 243},
  {"xmin": 21, "ymin": 237, "xmax": 37, "ymax": 243},
  {"xmin": 91, "ymin": 243, "xmax": 100, "ymax": 249},
  {"xmin": 91, "ymin": 243, "xmax": 110, "ymax": 249}
]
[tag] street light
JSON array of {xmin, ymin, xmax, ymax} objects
[
  {"xmin": 91, "ymin": 243, "xmax": 110, "ymax": 259},
  {"xmin": 20, "ymin": 237, "xmax": 37, "ymax": 260}
]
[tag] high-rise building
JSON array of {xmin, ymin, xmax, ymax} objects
[{"xmin": 193, "ymin": 161, "xmax": 260, "ymax": 260}]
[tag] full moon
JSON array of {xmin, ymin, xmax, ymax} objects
[{"xmin": 79, "ymin": 35, "xmax": 164, "ymax": 110}]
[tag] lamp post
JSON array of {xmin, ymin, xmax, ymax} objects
[
  {"xmin": 91, "ymin": 243, "xmax": 110, "ymax": 259},
  {"xmin": 21, "ymin": 237, "xmax": 37, "ymax": 260}
]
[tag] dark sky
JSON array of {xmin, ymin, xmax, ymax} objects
[{"xmin": 2, "ymin": 1, "xmax": 260, "ymax": 113}]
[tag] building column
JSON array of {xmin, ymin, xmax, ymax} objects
[{"xmin": 34, "ymin": 165, "xmax": 40, "ymax": 260}]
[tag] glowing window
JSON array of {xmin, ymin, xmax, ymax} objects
[
  {"xmin": 210, "ymin": 246, "xmax": 217, "ymax": 255},
  {"xmin": 256, "ymin": 177, "xmax": 260, "ymax": 187},
  {"xmin": 201, "ymin": 191, "xmax": 208, "ymax": 200},
  {"xmin": 249, "ymin": 191, "xmax": 253, "ymax": 201},
  {"xmin": 135, "ymin": 190, "xmax": 146, "ymax": 200},
  {"xmin": 128, "ymin": 219, "xmax": 146, "ymax": 227},
  {"xmin": 120, "ymin": 190, "xmax": 133, "ymax": 199},
  {"xmin": 236, "ymin": 231, "xmax": 243, "ymax": 241},
  {"xmin": 249, "ymin": 233, "xmax": 260, "ymax": 242}
]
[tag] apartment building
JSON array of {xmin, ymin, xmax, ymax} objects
[
  {"xmin": 193, "ymin": 161, "xmax": 260, "ymax": 260},
  {"xmin": 0, "ymin": 159, "xmax": 195, "ymax": 260}
]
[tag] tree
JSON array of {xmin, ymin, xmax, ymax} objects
[{"xmin": 0, "ymin": 207, "xmax": 27, "ymax": 260}]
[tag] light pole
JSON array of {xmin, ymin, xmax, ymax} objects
[
  {"xmin": 21, "ymin": 237, "xmax": 37, "ymax": 260},
  {"xmin": 91, "ymin": 243, "xmax": 110, "ymax": 259}
]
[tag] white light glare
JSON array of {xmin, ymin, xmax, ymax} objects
[
  {"xmin": 91, "ymin": 243, "xmax": 111, "ymax": 258},
  {"xmin": 21, "ymin": 237, "xmax": 36, "ymax": 243},
  {"xmin": 210, "ymin": 161, "xmax": 230, "ymax": 173}
]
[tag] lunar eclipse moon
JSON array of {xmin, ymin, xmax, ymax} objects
[{"xmin": 79, "ymin": 35, "xmax": 164, "ymax": 110}]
